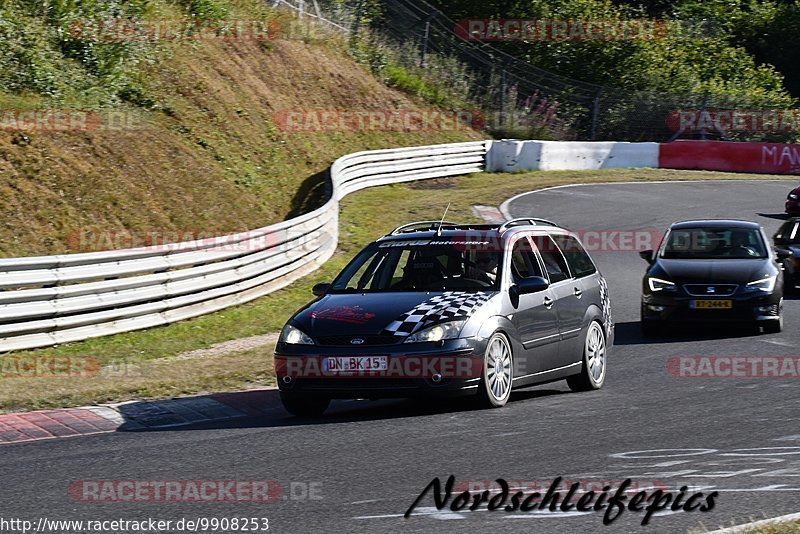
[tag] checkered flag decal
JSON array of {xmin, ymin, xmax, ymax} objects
[
  {"xmin": 599, "ymin": 276, "xmax": 613, "ymax": 338},
  {"xmin": 384, "ymin": 292, "xmax": 493, "ymax": 337}
]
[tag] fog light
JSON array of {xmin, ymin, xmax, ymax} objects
[
  {"xmin": 647, "ymin": 305, "xmax": 666, "ymax": 312},
  {"xmin": 755, "ymin": 305, "xmax": 772, "ymax": 313},
  {"xmin": 282, "ymin": 376, "xmax": 293, "ymax": 384}
]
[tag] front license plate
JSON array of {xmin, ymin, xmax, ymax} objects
[
  {"xmin": 323, "ymin": 356, "xmax": 388, "ymax": 372},
  {"xmin": 691, "ymin": 299, "xmax": 733, "ymax": 309}
]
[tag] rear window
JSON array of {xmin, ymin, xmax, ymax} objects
[{"xmin": 554, "ymin": 234, "xmax": 597, "ymax": 278}]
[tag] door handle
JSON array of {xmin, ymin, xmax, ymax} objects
[
  {"xmin": 543, "ymin": 296, "xmax": 554, "ymax": 309},
  {"xmin": 573, "ymin": 287, "xmax": 583, "ymax": 298}
]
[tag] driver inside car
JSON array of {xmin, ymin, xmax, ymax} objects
[
  {"xmin": 468, "ymin": 252, "xmax": 498, "ymax": 284},
  {"xmin": 728, "ymin": 230, "xmax": 757, "ymax": 257}
]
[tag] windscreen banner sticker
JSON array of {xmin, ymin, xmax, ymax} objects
[
  {"xmin": 378, "ymin": 239, "xmax": 492, "ymax": 248},
  {"xmin": 379, "ymin": 240, "xmax": 432, "ymax": 248},
  {"xmin": 383, "ymin": 291, "xmax": 492, "ymax": 336}
]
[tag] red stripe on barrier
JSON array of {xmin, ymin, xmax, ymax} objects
[{"xmin": 659, "ymin": 140, "xmax": 800, "ymax": 175}]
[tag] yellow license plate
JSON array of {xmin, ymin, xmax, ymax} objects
[{"xmin": 691, "ymin": 299, "xmax": 733, "ymax": 309}]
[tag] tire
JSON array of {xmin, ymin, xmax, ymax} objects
[
  {"xmin": 280, "ymin": 392, "xmax": 330, "ymax": 417},
  {"xmin": 477, "ymin": 332, "xmax": 514, "ymax": 408},
  {"xmin": 567, "ymin": 321, "xmax": 607, "ymax": 392}
]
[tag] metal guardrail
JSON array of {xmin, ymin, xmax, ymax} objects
[{"xmin": 0, "ymin": 141, "xmax": 488, "ymax": 352}]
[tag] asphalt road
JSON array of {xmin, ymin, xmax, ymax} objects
[{"xmin": 3, "ymin": 179, "xmax": 800, "ymax": 534}]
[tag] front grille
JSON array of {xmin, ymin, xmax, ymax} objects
[
  {"xmin": 315, "ymin": 334, "xmax": 402, "ymax": 346},
  {"xmin": 683, "ymin": 284, "xmax": 738, "ymax": 296}
]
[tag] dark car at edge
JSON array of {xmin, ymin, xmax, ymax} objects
[
  {"xmin": 773, "ymin": 217, "xmax": 800, "ymax": 292},
  {"xmin": 786, "ymin": 185, "xmax": 800, "ymax": 215}
]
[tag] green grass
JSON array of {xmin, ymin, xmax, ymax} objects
[
  {"xmin": 746, "ymin": 521, "xmax": 800, "ymax": 533},
  {"xmin": 694, "ymin": 519, "xmax": 800, "ymax": 533},
  {"xmin": 0, "ymin": 167, "xmax": 796, "ymax": 413}
]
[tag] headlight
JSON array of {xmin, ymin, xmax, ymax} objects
[
  {"xmin": 648, "ymin": 277, "xmax": 676, "ymax": 292},
  {"xmin": 789, "ymin": 193, "xmax": 799, "ymax": 200},
  {"xmin": 279, "ymin": 324, "xmax": 314, "ymax": 345},
  {"xmin": 403, "ymin": 320, "xmax": 466, "ymax": 343},
  {"xmin": 746, "ymin": 275, "xmax": 777, "ymax": 292}
]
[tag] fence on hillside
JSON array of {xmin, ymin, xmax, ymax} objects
[{"xmin": 272, "ymin": 0, "xmax": 796, "ymax": 142}]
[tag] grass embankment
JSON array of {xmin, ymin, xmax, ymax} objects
[
  {"xmin": 1, "ymin": 168, "xmax": 795, "ymax": 412},
  {"xmin": 696, "ymin": 519, "xmax": 800, "ymax": 533},
  {"xmin": 0, "ymin": 0, "xmax": 482, "ymax": 257}
]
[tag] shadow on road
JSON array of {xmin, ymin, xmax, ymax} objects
[
  {"xmin": 757, "ymin": 212, "xmax": 790, "ymax": 221},
  {"xmin": 613, "ymin": 320, "xmax": 762, "ymax": 345},
  {"xmin": 114, "ymin": 385, "xmax": 570, "ymax": 433}
]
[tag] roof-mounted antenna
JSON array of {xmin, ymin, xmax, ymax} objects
[{"xmin": 436, "ymin": 203, "xmax": 451, "ymax": 236}]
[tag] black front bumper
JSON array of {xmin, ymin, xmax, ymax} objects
[
  {"xmin": 641, "ymin": 292, "xmax": 782, "ymax": 324},
  {"xmin": 274, "ymin": 338, "xmax": 484, "ymax": 399}
]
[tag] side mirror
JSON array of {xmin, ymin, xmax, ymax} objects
[
  {"xmin": 639, "ymin": 249, "xmax": 654, "ymax": 263},
  {"xmin": 312, "ymin": 282, "xmax": 331, "ymax": 297},
  {"xmin": 775, "ymin": 248, "xmax": 792, "ymax": 261},
  {"xmin": 516, "ymin": 276, "xmax": 550, "ymax": 295}
]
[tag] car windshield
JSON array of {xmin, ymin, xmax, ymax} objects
[
  {"xmin": 660, "ymin": 227, "xmax": 768, "ymax": 259},
  {"xmin": 329, "ymin": 239, "xmax": 502, "ymax": 293}
]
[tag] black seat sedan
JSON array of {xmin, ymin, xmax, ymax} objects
[
  {"xmin": 275, "ymin": 219, "xmax": 614, "ymax": 416},
  {"xmin": 640, "ymin": 220, "xmax": 789, "ymax": 336}
]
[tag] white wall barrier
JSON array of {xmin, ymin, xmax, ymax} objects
[
  {"xmin": 486, "ymin": 139, "xmax": 659, "ymax": 172},
  {"xmin": 0, "ymin": 141, "xmax": 487, "ymax": 352}
]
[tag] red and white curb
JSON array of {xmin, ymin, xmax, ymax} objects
[
  {"xmin": 0, "ymin": 387, "xmax": 281, "ymax": 445},
  {"xmin": 705, "ymin": 512, "xmax": 800, "ymax": 533}
]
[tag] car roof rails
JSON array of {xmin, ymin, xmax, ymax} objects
[
  {"xmin": 390, "ymin": 221, "xmax": 460, "ymax": 235},
  {"xmin": 498, "ymin": 218, "xmax": 560, "ymax": 231}
]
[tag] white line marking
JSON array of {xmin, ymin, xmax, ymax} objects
[{"xmin": 762, "ymin": 339, "xmax": 795, "ymax": 347}]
